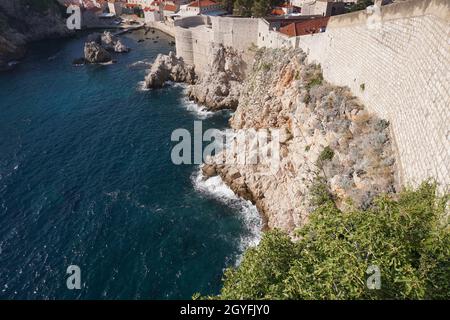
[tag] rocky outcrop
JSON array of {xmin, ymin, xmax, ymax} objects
[
  {"xmin": 84, "ymin": 41, "xmax": 112, "ymax": 64},
  {"xmin": 101, "ymin": 31, "xmax": 116, "ymax": 51},
  {"xmin": 204, "ymin": 48, "xmax": 397, "ymax": 234},
  {"xmin": 144, "ymin": 51, "xmax": 195, "ymax": 88},
  {"xmin": 101, "ymin": 31, "xmax": 129, "ymax": 53},
  {"xmin": 143, "ymin": 44, "xmax": 244, "ymax": 108},
  {"xmin": 186, "ymin": 43, "xmax": 246, "ymax": 111},
  {"xmin": 0, "ymin": 0, "xmax": 71, "ymax": 71},
  {"xmin": 82, "ymin": 32, "xmax": 130, "ymax": 64},
  {"xmin": 114, "ymin": 40, "xmax": 129, "ymax": 53}
]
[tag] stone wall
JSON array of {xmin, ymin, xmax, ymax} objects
[
  {"xmin": 146, "ymin": 21, "xmax": 176, "ymax": 37},
  {"xmin": 210, "ymin": 16, "xmax": 259, "ymax": 52},
  {"xmin": 170, "ymin": 0, "xmax": 449, "ymax": 190},
  {"xmin": 175, "ymin": 16, "xmax": 258, "ymax": 75},
  {"xmin": 257, "ymin": 19, "xmax": 292, "ymax": 49},
  {"xmin": 295, "ymin": 0, "xmax": 449, "ymax": 190}
]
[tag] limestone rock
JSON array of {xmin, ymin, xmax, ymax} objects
[
  {"xmin": 101, "ymin": 31, "xmax": 129, "ymax": 53},
  {"xmin": 187, "ymin": 43, "xmax": 245, "ymax": 111},
  {"xmin": 101, "ymin": 31, "xmax": 116, "ymax": 50},
  {"xmin": 202, "ymin": 164, "xmax": 217, "ymax": 178},
  {"xmin": 84, "ymin": 42, "xmax": 112, "ymax": 64},
  {"xmin": 206, "ymin": 48, "xmax": 397, "ymax": 235},
  {"xmin": 144, "ymin": 51, "xmax": 195, "ymax": 88},
  {"xmin": 0, "ymin": 0, "xmax": 71, "ymax": 71},
  {"xmin": 114, "ymin": 40, "xmax": 129, "ymax": 53}
]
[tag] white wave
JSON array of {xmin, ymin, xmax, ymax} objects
[
  {"xmin": 181, "ymin": 97, "xmax": 214, "ymax": 120},
  {"xmin": 128, "ymin": 60, "xmax": 151, "ymax": 69},
  {"xmin": 165, "ymin": 80, "xmax": 186, "ymax": 89},
  {"xmin": 191, "ymin": 167, "xmax": 262, "ymax": 264},
  {"xmin": 137, "ymin": 81, "xmax": 150, "ymax": 92},
  {"xmin": 136, "ymin": 80, "xmax": 217, "ymax": 119},
  {"xmin": 167, "ymin": 83, "xmax": 215, "ymax": 119}
]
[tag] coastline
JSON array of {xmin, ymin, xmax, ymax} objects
[{"xmin": 0, "ymin": 28, "xmax": 253, "ymax": 298}]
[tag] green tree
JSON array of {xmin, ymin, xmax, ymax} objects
[
  {"xmin": 212, "ymin": 182, "xmax": 449, "ymax": 299},
  {"xmin": 232, "ymin": 0, "xmax": 286, "ymax": 17},
  {"xmin": 346, "ymin": 0, "xmax": 375, "ymax": 13},
  {"xmin": 218, "ymin": 0, "xmax": 236, "ymax": 14},
  {"xmin": 234, "ymin": 0, "xmax": 253, "ymax": 16},
  {"xmin": 251, "ymin": 0, "xmax": 271, "ymax": 17}
]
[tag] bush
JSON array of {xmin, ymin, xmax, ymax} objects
[
  {"xmin": 212, "ymin": 182, "xmax": 449, "ymax": 299},
  {"xmin": 306, "ymin": 71, "xmax": 324, "ymax": 89},
  {"xmin": 261, "ymin": 62, "xmax": 272, "ymax": 71},
  {"xmin": 317, "ymin": 146, "xmax": 334, "ymax": 166}
]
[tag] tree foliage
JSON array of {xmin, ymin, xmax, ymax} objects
[
  {"xmin": 346, "ymin": 0, "xmax": 375, "ymax": 13},
  {"xmin": 214, "ymin": 182, "xmax": 449, "ymax": 299},
  {"xmin": 232, "ymin": 0, "xmax": 284, "ymax": 17}
]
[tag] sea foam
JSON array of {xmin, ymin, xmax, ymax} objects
[
  {"xmin": 180, "ymin": 96, "xmax": 214, "ymax": 120},
  {"xmin": 191, "ymin": 167, "xmax": 262, "ymax": 264}
]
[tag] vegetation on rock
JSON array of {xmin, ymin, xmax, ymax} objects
[
  {"xmin": 211, "ymin": 182, "xmax": 449, "ymax": 299},
  {"xmin": 317, "ymin": 146, "xmax": 334, "ymax": 166}
]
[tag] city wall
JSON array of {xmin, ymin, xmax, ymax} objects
[
  {"xmin": 170, "ymin": 0, "xmax": 449, "ymax": 189},
  {"xmin": 295, "ymin": 0, "xmax": 449, "ymax": 189}
]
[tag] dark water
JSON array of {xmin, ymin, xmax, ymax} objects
[{"xmin": 0, "ymin": 30, "xmax": 258, "ymax": 299}]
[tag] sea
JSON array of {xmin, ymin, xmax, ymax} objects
[{"xmin": 0, "ymin": 29, "xmax": 261, "ymax": 299}]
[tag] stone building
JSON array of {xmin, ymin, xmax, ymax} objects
[{"xmin": 108, "ymin": 0, "xmax": 124, "ymax": 15}]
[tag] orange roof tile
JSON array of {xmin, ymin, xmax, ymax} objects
[
  {"xmin": 279, "ymin": 17, "xmax": 330, "ymax": 37},
  {"xmin": 271, "ymin": 8, "xmax": 285, "ymax": 16},
  {"xmin": 187, "ymin": 0, "xmax": 217, "ymax": 7},
  {"xmin": 163, "ymin": 4, "xmax": 177, "ymax": 11}
]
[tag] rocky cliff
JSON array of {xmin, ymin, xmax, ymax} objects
[
  {"xmin": 203, "ymin": 48, "xmax": 398, "ymax": 234},
  {"xmin": 144, "ymin": 51, "xmax": 196, "ymax": 88},
  {"xmin": 144, "ymin": 43, "xmax": 246, "ymax": 110},
  {"xmin": 0, "ymin": 0, "xmax": 70, "ymax": 70},
  {"xmin": 186, "ymin": 43, "xmax": 246, "ymax": 111}
]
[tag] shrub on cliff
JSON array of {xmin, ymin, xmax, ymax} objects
[{"xmin": 215, "ymin": 182, "xmax": 449, "ymax": 299}]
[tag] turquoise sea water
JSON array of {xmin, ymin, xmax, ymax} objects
[{"xmin": 0, "ymin": 30, "xmax": 260, "ymax": 299}]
